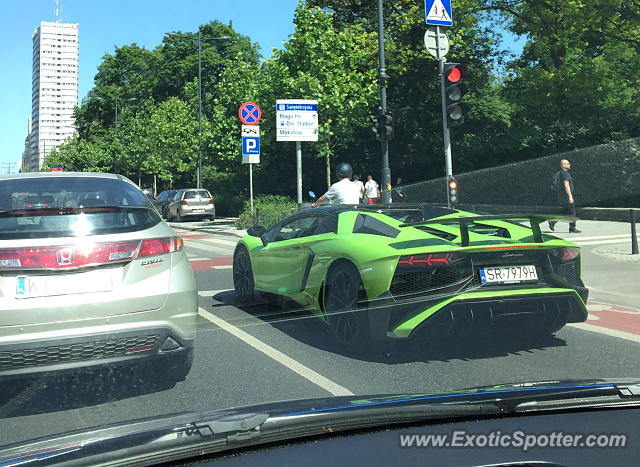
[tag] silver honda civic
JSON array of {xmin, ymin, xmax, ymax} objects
[{"xmin": 0, "ymin": 172, "xmax": 198, "ymax": 384}]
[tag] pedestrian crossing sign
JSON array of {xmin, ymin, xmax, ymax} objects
[{"xmin": 425, "ymin": 0, "xmax": 453, "ymax": 26}]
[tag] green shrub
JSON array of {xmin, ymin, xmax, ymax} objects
[
  {"xmin": 235, "ymin": 195, "xmax": 297, "ymax": 229},
  {"xmin": 211, "ymin": 192, "xmax": 244, "ymax": 217}
]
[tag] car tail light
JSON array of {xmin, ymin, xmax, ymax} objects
[
  {"xmin": 398, "ymin": 253, "xmax": 455, "ymax": 266},
  {"xmin": 550, "ymin": 247, "xmax": 580, "ymax": 261},
  {"xmin": 0, "ymin": 237, "xmax": 183, "ymax": 271},
  {"xmin": 209, "ymin": 199, "xmax": 214, "ymax": 204},
  {"xmin": 180, "ymin": 200, "xmax": 188, "ymax": 206}
]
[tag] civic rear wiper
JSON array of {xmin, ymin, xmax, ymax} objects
[{"xmin": 0, "ymin": 206, "xmax": 151, "ymax": 217}]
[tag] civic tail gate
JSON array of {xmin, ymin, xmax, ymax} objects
[{"xmin": 0, "ymin": 237, "xmax": 184, "ymax": 325}]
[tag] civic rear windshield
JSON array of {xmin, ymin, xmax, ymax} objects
[{"xmin": 0, "ymin": 177, "xmax": 160, "ymax": 239}]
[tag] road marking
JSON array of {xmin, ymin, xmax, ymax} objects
[
  {"xmin": 198, "ymin": 289, "xmax": 230, "ymax": 297},
  {"xmin": 193, "ymin": 237, "xmax": 239, "ymax": 247},
  {"xmin": 198, "ymin": 307, "xmax": 354, "ymax": 396},
  {"xmin": 568, "ymin": 323, "xmax": 640, "ymax": 343},
  {"xmin": 562, "ymin": 233, "xmax": 631, "ymax": 242},
  {"xmin": 575, "ymin": 238, "xmax": 634, "ymax": 246},
  {"xmin": 189, "ymin": 257, "xmax": 233, "ymax": 270}
]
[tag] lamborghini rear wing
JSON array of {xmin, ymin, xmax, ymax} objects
[{"xmin": 399, "ymin": 213, "xmax": 579, "ymax": 247}]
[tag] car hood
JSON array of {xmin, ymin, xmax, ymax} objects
[{"xmin": 1, "ymin": 378, "xmax": 638, "ymax": 466}]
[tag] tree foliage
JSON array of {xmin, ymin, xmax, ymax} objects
[{"xmin": 44, "ymin": 0, "xmax": 640, "ymax": 213}]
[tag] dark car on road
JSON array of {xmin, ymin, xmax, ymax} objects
[{"xmin": 152, "ymin": 189, "xmax": 178, "ymax": 219}]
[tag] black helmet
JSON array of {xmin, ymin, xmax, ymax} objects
[{"xmin": 335, "ymin": 162, "xmax": 353, "ymax": 179}]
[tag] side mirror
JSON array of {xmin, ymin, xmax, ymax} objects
[{"xmin": 247, "ymin": 225, "xmax": 267, "ymax": 237}]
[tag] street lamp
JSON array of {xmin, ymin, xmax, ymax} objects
[
  {"xmin": 91, "ymin": 96, "xmax": 138, "ymax": 130},
  {"xmin": 115, "ymin": 97, "xmax": 138, "ymax": 130},
  {"xmin": 167, "ymin": 31, "xmax": 231, "ymax": 188}
]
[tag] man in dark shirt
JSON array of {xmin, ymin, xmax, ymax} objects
[{"xmin": 549, "ymin": 159, "xmax": 581, "ymax": 233}]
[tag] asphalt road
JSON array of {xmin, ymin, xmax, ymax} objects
[{"xmin": 1, "ymin": 218, "xmax": 638, "ymax": 447}]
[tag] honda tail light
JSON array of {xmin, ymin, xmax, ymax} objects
[
  {"xmin": 550, "ymin": 247, "xmax": 580, "ymax": 261},
  {"xmin": 180, "ymin": 200, "xmax": 188, "ymax": 206},
  {"xmin": 209, "ymin": 199, "xmax": 215, "ymax": 204},
  {"xmin": 0, "ymin": 237, "xmax": 183, "ymax": 271},
  {"xmin": 398, "ymin": 253, "xmax": 457, "ymax": 266}
]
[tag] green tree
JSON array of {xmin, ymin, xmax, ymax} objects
[{"xmin": 259, "ymin": 3, "xmax": 379, "ymax": 189}]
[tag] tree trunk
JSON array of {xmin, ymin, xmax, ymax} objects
[{"xmin": 325, "ymin": 153, "xmax": 331, "ymax": 189}]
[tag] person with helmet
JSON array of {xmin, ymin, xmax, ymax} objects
[{"xmin": 311, "ymin": 162, "xmax": 361, "ymax": 207}]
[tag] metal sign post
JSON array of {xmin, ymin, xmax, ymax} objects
[
  {"xmin": 296, "ymin": 141, "xmax": 302, "ymax": 205},
  {"xmin": 426, "ymin": 0, "xmax": 454, "ymax": 208},
  {"xmin": 249, "ymin": 164, "xmax": 254, "ymax": 213},
  {"xmin": 241, "ymin": 121, "xmax": 261, "ymax": 214},
  {"xmin": 435, "ymin": 27, "xmax": 453, "ymax": 208},
  {"xmin": 276, "ymin": 99, "xmax": 319, "ymax": 206}
]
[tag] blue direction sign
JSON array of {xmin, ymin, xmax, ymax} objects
[{"xmin": 425, "ymin": 0, "xmax": 452, "ymax": 27}]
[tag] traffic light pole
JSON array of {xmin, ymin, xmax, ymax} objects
[
  {"xmin": 436, "ymin": 26, "xmax": 453, "ymax": 208},
  {"xmin": 376, "ymin": 0, "xmax": 391, "ymax": 204}
]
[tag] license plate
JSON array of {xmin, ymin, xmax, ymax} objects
[
  {"xmin": 192, "ymin": 209, "xmax": 204, "ymax": 213},
  {"xmin": 479, "ymin": 265, "xmax": 538, "ymax": 284},
  {"xmin": 15, "ymin": 269, "xmax": 114, "ymax": 299}
]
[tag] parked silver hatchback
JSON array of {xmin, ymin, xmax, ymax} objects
[
  {"xmin": 0, "ymin": 173, "xmax": 198, "ymax": 384},
  {"xmin": 166, "ymin": 188, "xmax": 215, "ymax": 222}
]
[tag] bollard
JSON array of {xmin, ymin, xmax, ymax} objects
[{"xmin": 631, "ymin": 209, "xmax": 639, "ymax": 255}]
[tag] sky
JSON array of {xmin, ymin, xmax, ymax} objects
[
  {"xmin": 0, "ymin": 0, "xmax": 300, "ymax": 170},
  {"xmin": 0, "ymin": 1, "xmax": 524, "ymax": 171}
]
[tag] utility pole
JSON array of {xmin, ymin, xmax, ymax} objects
[
  {"xmin": 1, "ymin": 162, "xmax": 17, "ymax": 174},
  {"xmin": 376, "ymin": 0, "xmax": 392, "ymax": 204},
  {"xmin": 197, "ymin": 29, "xmax": 203, "ymax": 189}
]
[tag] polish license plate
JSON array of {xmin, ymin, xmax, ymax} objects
[
  {"xmin": 479, "ymin": 265, "xmax": 538, "ymax": 284},
  {"xmin": 15, "ymin": 269, "xmax": 114, "ymax": 299}
]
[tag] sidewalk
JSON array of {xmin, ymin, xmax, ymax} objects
[{"xmin": 548, "ymin": 220, "xmax": 640, "ymax": 306}]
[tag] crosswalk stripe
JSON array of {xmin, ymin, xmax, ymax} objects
[
  {"xmin": 575, "ymin": 238, "xmax": 633, "ymax": 247},
  {"xmin": 562, "ymin": 233, "xmax": 631, "ymax": 242},
  {"xmin": 193, "ymin": 237, "xmax": 239, "ymax": 247}
]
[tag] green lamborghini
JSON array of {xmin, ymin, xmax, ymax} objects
[{"xmin": 232, "ymin": 205, "xmax": 588, "ymax": 350}]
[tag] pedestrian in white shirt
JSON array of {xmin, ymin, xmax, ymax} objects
[
  {"xmin": 364, "ymin": 175, "xmax": 380, "ymax": 205},
  {"xmin": 352, "ymin": 175, "xmax": 365, "ymax": 202},
  {"xmin": 312, "ymin": 163, "xmax": 361, "ymax": 207}
]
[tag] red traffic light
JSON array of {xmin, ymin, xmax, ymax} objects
[
  {"xmin": 446, "ymin": 66, "xmax": 461, "ymax": 83},
  {"xmin": 448, "ymin": 179, "xmax": 458, "ymax": 190}
]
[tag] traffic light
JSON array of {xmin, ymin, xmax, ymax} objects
[
  {"xmin": 448, "ymin": 176, "xmax": 459, "ymax": 204},
  {"xmin": 383, "ymin": 112, "xmax": 394, "ymax": 140},
  {"xmin": 371, "ymin": 114, "xmax": 382, "ymax": 140},
  {"xmin": 444, "ymin": 63, "xmax": 468, "ymax": 126}
]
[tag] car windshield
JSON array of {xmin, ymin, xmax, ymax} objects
[
  {"xmin": 184, "ymin": 190, "xmax": 211, "ymax": 199},
  {"xmin": 1, "ymin": 0, "xmax": 638, "ymax": 463},
  {"xmin": 0, "ymin": 176, "xmax": 159, "ymax": 238}
]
